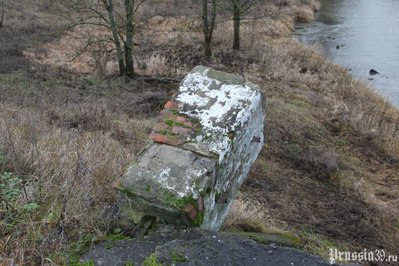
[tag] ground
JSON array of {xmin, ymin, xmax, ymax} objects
[
  {"xmin": 82, "ymin": 228, "xmax": 335, "ymax": 266},
  {"xmin": 1, "ymin": 0, "xmax": 399, "ymax": 265}
]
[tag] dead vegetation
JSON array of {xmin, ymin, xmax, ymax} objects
[{"xmin": 1, "ymin": 0, "xmax": 399, "ymax": 264}]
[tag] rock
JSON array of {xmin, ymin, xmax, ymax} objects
[
  {"xmin": 369, "ymin": 69, "xmax": 379, "ymax": 75},
  {"xmin": 82, "ymin": 229, "xmax": 335, "ymax": 266},
  {"xmin": 119, "ymin": 66, "xmax": 265, "ymax": 231}
]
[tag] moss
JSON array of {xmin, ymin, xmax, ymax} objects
[
  {"xmin": 164, "ymin": 118, "xmax": 186, "ymax": 128},
  {"xmin": 162, "ymin": 191, "xmax": 204, "ymax": 226},
  {"xmin": 224, "ymin": 231, "xmax": 302, "ymax": 248},
  {"xmin": 142, "ymin": 253, "xmax": 161, "ymax": 266},
  {"xmin": 105, "ymin": 233, "xmax": 131, "ymax": 242},
  {"xmin": 104, "ymin": 232, "xmax": 131, "ymax": 250},
  {"xmin": 162, "ymin": 191, "xmax": 192, "ymax": 209},
  {"xmin": 119, "ymin": 186, "xmax": 138, "ymax": 199},
  {"xmin": 170, "ymin": 251, "xmax": 188, "ymax": 263},
  {"xmin": 124, "ymin": 260, "xmax": 135, "ymax": 266},
  {"xmin": 164, "ymin": 119, "xmax": 175, "ymax": 127},
  {"xmin": 165, "ymin": 119, "xmax": 190, "ymax": 128},
  {"xmin": 191, "ymin": 211, "xmax": 204, "ymax": 226},
  {"xmin": 197, "ymin": 66, "xmax": 244, "ymax": 85},
  {"xmin": 169, "ymin": 109, "xmax": 182, "ymax": 116}
]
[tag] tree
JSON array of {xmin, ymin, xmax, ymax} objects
[
  {"xmin": 0, "ymin": 0, "xmax": 5, "ymax": 28},
  {"xmin": 202, "ymin": 0, "xmax": 217, "ymax": 57},
  {"xmin": 226, "ymin": 0, "xmax": 257, "ymax": 50},
  {"xmin": 102, "ymin": 0, "xmax": 126, "ymax": 76},
  {"xmin": 48, "ymin": 0, "xmax": 145, "ymax": 77}
]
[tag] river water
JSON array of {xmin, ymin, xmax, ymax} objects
[{"xmin": 295, "ymin": 0, "xmax": 399, "ymax": 107}]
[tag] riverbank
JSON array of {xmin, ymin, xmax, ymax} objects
[
  {"xmin": 1, "ymin": 0, "xmax": 399, "ymax": 264},
  {"xmin": 295, "ymin": 0, "xmax": 399, "ymax": 108}
]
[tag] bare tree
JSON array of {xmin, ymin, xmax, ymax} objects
[
  {"xmin": 102, "ymin": 0, "xmax": 126, "ymax": 75},
  {"xmin": 226, "ymin": 0, "xmax": 258, "ymax": 50},
  {"xmin": 0, "ymin": 0, "xmax": 5, "ymax": 28},
  {"xmin": 124, "ymin": 0, "xmax": 134, "ymax": 77},
  {"xmin": 47, "ymin": 0, "xmax": 145, "ymax": 77},
  {"xmin": 202, "ymin": 0, "xmax": 217, "ymax": 57}
]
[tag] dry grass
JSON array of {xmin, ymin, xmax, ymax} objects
[
  {"xmin": 1, "ymin": 0, "xmax": 399, "ymax": 264},
  {"xmin": 0, "ymin": 97, "xmax": 155, "ymax": 264}
]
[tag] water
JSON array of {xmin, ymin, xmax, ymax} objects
[{"xmin": 295, "ymin": 0, "xmax": 399, "ymax": 107}]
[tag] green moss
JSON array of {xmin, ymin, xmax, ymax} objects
[
  {"xmin": 191, "ymin": 211, "xmax": 204, "ymax": 226},
  {"xmin": 142, "ymin": 253, "xmax": 161, "ymax": 266},
  {"xmin": 105, "ymin": 233, "xmax": 131, "ymax": 249},
  {"xmin": 105, "ymin": 233, "xmax": 131, "ymax": 242},
  {"xmin": 119, "ymin": 186, "xmax": 138, "ymax": 199},
  {"xmin": 224, "ymin": 231, "xmax": 302, "ymax": 248},
  {"xmin": 170, "ymin": 251, "xmax": 188, "ymax": 263},
  {"xmin": 124, "ymin": 260, "xmax": 135, "ymax": 266},
  {"xmin": 163, "ymin": 191, "xmax": 195, "ymax": 209},
  {"xmin": 162, "ymin": 192, "xmax": 204, "ymax": 226},
  {"xmin": 164, "ymin": 118, "xmax": 189, "ymax": 128},
  {"xmin": 169, "ymin": 109, "xmax": 181, "ymax": 115},
  {"xmin": 164, "ymin": 119, "xmax": 175, "ymax": 127}
]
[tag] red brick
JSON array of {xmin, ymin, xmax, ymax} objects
[
  {"xmin": 183, "ymin": 121, "xmax": 194, "ymax": 128},
  {"xmin": 176, "ymin": 116, "xmax": 188, "ymax": 123},
  {"xmin": 183, "ymin": 203, "xmax": 197, "ymax": 220},
  {"xmin": 149, "ymin": 132, "xmax": 168, "ymax": 143},
  {"xmin": 153, "ymin": 122, "xmax": 170, "ymax": 132},
  {"xmin": 165, "ymin": 137, "xmax": 184, "ymax": 147},
  {"xmin": 164, "ymin": 101, "xmax": 180, "ymax": 110},
  {"xmin": 160, "ymin": 110, "xmax": 178, "ymax": 121},
  {"xmin": 150, "ymin": 132, "xmax": 184, "ymax": 146},
  {"xmin": 183, "ymin": 203, "xmax": 195, "ymax": 213},
  {"xmin": 176, "ymin": 116, "xmax": 194, "ymax": 128},
  {"xmin": 172, "ymin": 126, "xmax": 192, "ymax": 136}
]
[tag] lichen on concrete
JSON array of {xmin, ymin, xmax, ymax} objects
[{"xmin": 119, "ymin": 66, "xmax": 265, "ymax": 230}]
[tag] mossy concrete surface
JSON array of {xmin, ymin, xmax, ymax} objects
[{"xmin": 82, "ymin": 229, "xmax": 335, "ymax": 266}]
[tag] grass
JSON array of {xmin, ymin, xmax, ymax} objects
[{"xmin": 1, "ymin": 0, "xmax": 399, "ymax": 264}]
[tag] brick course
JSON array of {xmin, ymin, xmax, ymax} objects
[{"xmin": 148, "ymin": 101, "xmax": 201, "ymax": 147}]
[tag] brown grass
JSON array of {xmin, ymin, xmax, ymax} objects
[{"xmin": 1, "ymin": 0, "xmax": 399, "ymax": 264}]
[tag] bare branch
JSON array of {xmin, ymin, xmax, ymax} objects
[{"xmin": 0, "ymin": 0, "xmax": 5, "ymax": 28}]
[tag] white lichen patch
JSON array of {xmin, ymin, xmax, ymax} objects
[{"xmin": 177, "ymin": 68, "xmax": 262, "ymax": 163}]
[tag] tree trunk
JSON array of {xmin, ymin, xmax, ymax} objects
[
  {"xmin": 202, "ymin": 0, "xmax": 216, "ymax": 58},
  {"xmin": 124, "ymin": 0, "xmax": 134, "ymax": 77},
  {"xmin": 204, "ymin": 37, "xmax": 212, "ymax": 57},
  {"xmin": 104, "ymin": 0, "xmax": 125, "ymax": 76},
  {"xmin": 232, "ymin": 7, "xmax": 240, "ymax": 50},
  {"xmin": 0, "ymin": 0, "xmax": 5, "ymax": 28}
]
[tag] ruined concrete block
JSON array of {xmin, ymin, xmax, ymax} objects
[{"xmin": 120, "ymin": 66, "xmax": 265, "ymax": 231}]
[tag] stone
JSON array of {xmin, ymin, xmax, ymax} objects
[
  {"xmin": 82, "ymin": 229, "xmax": 333, "ymax": 266},
  {"xmin": 121, "ymin": 144, "xmax": 216, "ymax": 225},
  {"xmin": 119, "ymin": 66, "xmax": 265, "ymax": 231}
]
